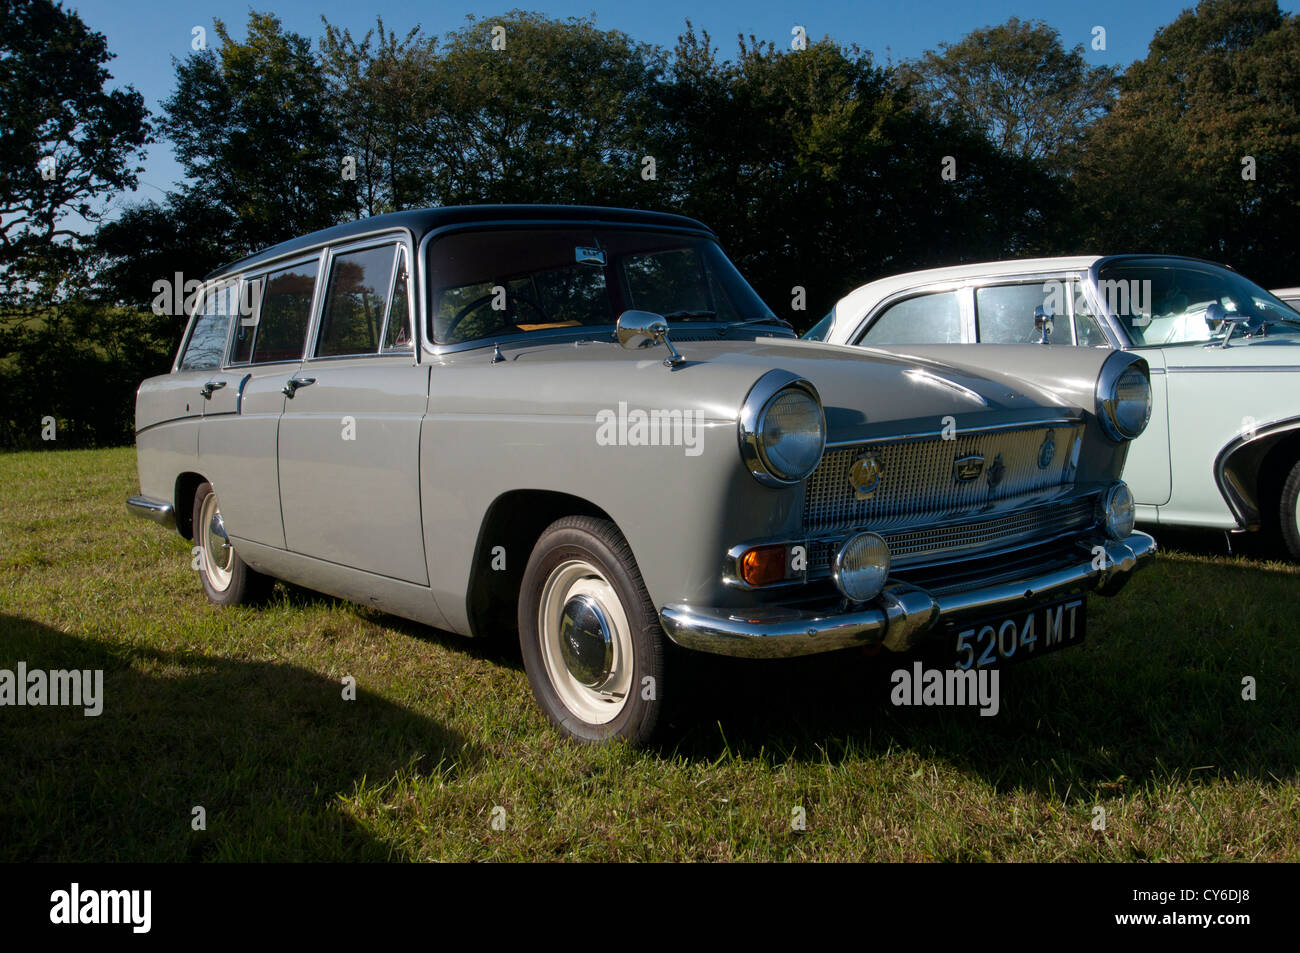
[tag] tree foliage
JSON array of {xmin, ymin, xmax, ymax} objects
[
  {"xmin": 1074, "ymin": 0, "xmax": 1300, "ymax": 284},
  {"xmin": 900, "ymin": 17, "xmax": 1118, "ymax": 173}
]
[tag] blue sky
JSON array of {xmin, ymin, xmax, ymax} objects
[{"xmin": 70, "ymin": 0, "xmax": 1300, "ymax": 215}]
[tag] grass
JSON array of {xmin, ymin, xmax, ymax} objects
[{"xmin": 1, "ymin": 445, "xmax": 1298, "ymax": 861}]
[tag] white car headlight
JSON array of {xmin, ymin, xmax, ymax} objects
[
  {"xmin": 1097, "ymin": 355, "xmax": 1152, "ymax": 441},
  {"xmin": 739, "ymin": 371, "xmax": 826, "ymax": 486}
]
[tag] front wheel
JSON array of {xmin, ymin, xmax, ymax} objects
[
  {"xmin": 518, "ymin": 516, "xmax": 667, "ymax": 744},
  {"xmin": 192, "ymin": 482, "xmax": 272, "ymax": 605},
  {"xmin": 1281, "ymin": 459, "xmax": 1300, "ymax": 560}
]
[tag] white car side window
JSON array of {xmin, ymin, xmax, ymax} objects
[{"xmin": 858, "ymin": 291, "xmax": 962, "ymax": 345}]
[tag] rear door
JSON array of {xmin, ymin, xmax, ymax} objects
[
  {"xmin": 276, "ymin": 237, "xmax": 430, "ymax": 584},
  {"xmin": 200, "ymin": 254, "xmax": 321, "ymax": 549}
]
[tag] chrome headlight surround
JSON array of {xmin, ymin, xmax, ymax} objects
[
  {"xmin": 1099, "ymin": 482, "xmax": 1136, "ymax": 540},
  {"xmin": 1096, "ymin": 352, "xmax": 1152, "ymax": 441},
  {"xmin": 738, "ymin": 370, "xmax": 826, "ymax": 487}
]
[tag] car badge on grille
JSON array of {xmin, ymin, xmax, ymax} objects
[
  {"xmin": 849, "ymin": 453, "xmax": 884, "ymax": 500},
  {"xmin": 953, "ymin": 455, "xmax": 984, "ymax": 482},
  {"xmin": 986, "ymin": 453, "xmax": 1006, "ymax": 489},
  {"xmin": 1038, "ymin": 430, "xmax": 1056, "ymax": 469}
]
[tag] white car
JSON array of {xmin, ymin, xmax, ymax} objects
[
  {"xmin": 809, "ymin": 255, "xmax": 1300, "ymax": 557},
  {"xmin": 1272, "ymin": 287, "xmax": 1300, "ymax": 311}
]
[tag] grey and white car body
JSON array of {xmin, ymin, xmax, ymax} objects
[
  {"xmin": 128, "ymin": 207, "xmax": 1154, "ymax": 743},
  {"xmin": 813, "ymin": 255, "xmax": 1300, "ymax": 557}
]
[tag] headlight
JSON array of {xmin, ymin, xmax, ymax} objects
[
  {"xmin": 832, "ymin": 532, "xmax": 891, "ymax": 602},
  {"xmin": 1099, "ymin": 482, "xmax": 1136, "ymax": 540},
  {"xmin": 1096, "ymin": 355, "xmax": 1152, "ymax": 441},
  {"xmin": 739, "ymin": 371, "xmax": 826, "ymax": 486}
]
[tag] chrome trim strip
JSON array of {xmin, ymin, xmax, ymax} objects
[
  {"xmin": 1168, "ymin": 365, "xmax": 1300, "ymax": 374},
  {"xmin": 125, "ymin": 495, "xmax": 176, "ymax": 530},
  {"xmin": 823, "ymin": 415, "xmax": 1081, "ymax": 448},
  {"xmin": 660, "ymin": 532, "xmax": 1156, "ymax": 658}
]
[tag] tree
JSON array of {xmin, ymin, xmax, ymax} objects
[
  {"xmin": 1074, "ymin": 0, "xmax": 1300, "ymax": 284},
  {"xmin": 0, "ymin": 0, "xmax": 150, "ymax": 309},
  {"xmin": 900, "ymin": 18, "xmax": 1117, "ymax": 174},
  {"xmin": 657, "ymin": 26, "xmax": 1063, "ymax": 327},
  {"xmin": 418, "ymin": 12, "xmax": 666, "ymax": 206},
  {"xmin": 160, "ymin": 12, "xmax": 350, "ymax": 256},
  {"xmin": 319, "ymin": 17, "xmax": 442, "ymax": 218}
]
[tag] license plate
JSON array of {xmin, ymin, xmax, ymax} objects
[{"xmin": 951, "ymin": 597, "xmax": 1085, "ymax": 670}]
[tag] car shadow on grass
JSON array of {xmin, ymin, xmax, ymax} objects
[
  {"xmin": 657, "ymin": 560, "xmax": 1300, "ymax": 796},
  {"xmin": 274, "ymin": 581, "xmax": 526, "ymax": 672},
  {"xmin": 0, "ymin": 613, "xmax": 478, "ymax": 862}
]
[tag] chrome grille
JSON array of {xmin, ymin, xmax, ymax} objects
[
  {"xmin": 803, "ymin": 424, "xmax": 1082, "ymax": 534},
  {"xmin": 807, "ymin": 495, "xmax": 1097, "ymax": 572}
]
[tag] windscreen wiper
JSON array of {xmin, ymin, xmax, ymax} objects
[{"xmin": 720, "ymin": 315, "xmax": 795, "ymax": 335}]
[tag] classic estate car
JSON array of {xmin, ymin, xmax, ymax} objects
[
  {"xmin": 128, "ymin": 207, "xmax": 1155, "ymax": 743},
  {"xmin": 809, "ymin": 256, "xmax": 1300, "ymax": 558}
]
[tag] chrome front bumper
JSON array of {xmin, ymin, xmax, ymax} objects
[
  {"xmin": 659, "ymin": 532, "xmax": 1156, "ymax": 659},
  {"xmin": 125, "ymin": 495, "xmax": 176, "ymax": 530}
]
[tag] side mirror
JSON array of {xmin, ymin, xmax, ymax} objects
[
  {"xmin": 1205, "ymin": 302, "xmax": 1244, "ymax": 348},
  {"xmin": 616, "ymin": 310, "xmax": 685, "ymax": 367},
  {"xmin": 1033, "ymin": 306, "xmax": 1054, "ymax": 345}
]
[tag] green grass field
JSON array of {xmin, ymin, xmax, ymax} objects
[{"xmin": 1, "ymin": 446, "xmax": 1297, "ymax": 861}]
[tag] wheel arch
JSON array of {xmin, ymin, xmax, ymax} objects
[
  {"xmin": 173, "ymin": 471, "xmax": 208, "ymax": 540},
  {"xmin": 466, "ymin": 490, "xmax": 617, "ymax": 640},
  {"xmin": 1215, "ymin": 416, "xmax": 1300, "ymax": 531}
]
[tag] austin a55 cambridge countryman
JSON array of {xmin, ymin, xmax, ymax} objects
[{"xmin": 128, "ymin": 205, "xmax": 1155, "ymax": 743}]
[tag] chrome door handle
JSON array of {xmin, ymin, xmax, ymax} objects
[
  {"xmin": 200, "ymin": 380, "xmax": 227, "ymax": 399},
  {"xmin": 282, "ymin": 376, "xmax": 316, "ymax": 398}
]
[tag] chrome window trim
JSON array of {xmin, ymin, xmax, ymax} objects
[
  {"xmin": 308, "ymin": 231, "xmax": 416, "ymax": 363},
  {"xmin": 416, "ymin": 219, "xmax": 719, "ymax": 357},
  {"xmin": 379, "ymin": 245, "xmax": 416, "ymax": 356},
  {"xmin": 173, "ymin": 277, "xmax": 242, "ymax": 374},
  {"xmin": 850, "ymin": 282, "xmax": 971, "ymax": 346},
  {"xmin": 969, "ymin": 272, "xmax": 1085, "ymax": 344},
  {"xmin": 220, "ymin": 250, "xmax": 325, "ymax": 370}
]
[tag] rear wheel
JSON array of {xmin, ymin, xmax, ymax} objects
[
  {"xmin": 192, "ymin": 482, "xmax": 272, "ymax": 605},
  {"xmin": 1281, "ymin": 459, "xmax": 1300, "ymax": 560},
  {"xmin": 518, "ymin": 516, "xmax": 666, "ymax": 744}
]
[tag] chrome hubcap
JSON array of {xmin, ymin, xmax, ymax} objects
[
  {"xmin": 199, "ymin": 492, "xmax": 234, "ymax": 592},
  {"xmin": 538, "ymin": 558, "xmax": 633, "ymax": 725},
  {"xmin": 558, "ymin": 594, "xmax": 615, "ymax": 688}
]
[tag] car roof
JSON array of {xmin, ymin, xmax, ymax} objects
[
  {"xmin": 832, "ymin": 256, "xmax": 1103, "ymax": 322},
  {"xmin": 1271, "ymin": 287, "xmax": 1300, "ymax": 298},
  {"xmin": 829, "ymin": 253, "xmax": 1242, "ymax": 334},
  {"xmin": 205, "ymin": 204, "xmax": 715, "ymax": 280}
]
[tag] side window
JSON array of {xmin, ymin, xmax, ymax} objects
[
  {"xmin": 382, "ymin": 248, "xmax": 413, "ymax": 351},
  {"xmin": 1071, "ymin": 281, "xmax": 1110, "ymax": 347},
  {"xmin": 179, "ymin": 284, "xmax": 234, "ymax": 370},
  {"xmin": 229, "ymin": 278, "xmax": 261, "ymax": 365},
  {"xmin": 317, "ymin": 244, "xmax": 398, "ymax": 357},
  {"xmin": 249, "ymin": 262, "xmax": 317, "ymax": 364},
  {"xmin": 976, "ymin": 284, "xmax": 1050, "ymax": 343},
  {"xmin": 859, "ymin": 292, "xmax": 962, "ymax": 345}
]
